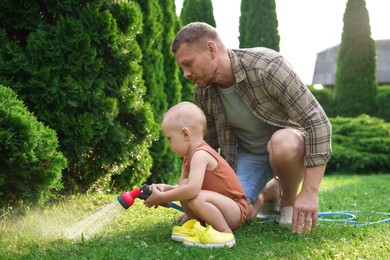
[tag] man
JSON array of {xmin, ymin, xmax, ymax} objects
[{"xmin": 171, "ymin": 22, "xmax": 332, "ymax": 234}]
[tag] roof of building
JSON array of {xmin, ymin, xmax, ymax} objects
[{"xmin": 312, "ymin": 39, "xmax": 390, "ymax": 86}]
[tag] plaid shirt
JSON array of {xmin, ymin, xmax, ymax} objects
[{"xmin": 194, "ymin": 47, "xmax": 332, "ymax": 169}]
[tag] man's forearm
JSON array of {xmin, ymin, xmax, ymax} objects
[{"xmin": 301, "ymin": 164, "xmax": 326, "ymax": 193}]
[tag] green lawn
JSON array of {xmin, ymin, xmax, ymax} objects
[{"xmin": 1, "ymin": 174, "xmax": 389, "ymax": 259}]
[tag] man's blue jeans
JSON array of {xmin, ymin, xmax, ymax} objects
[{"xmin": 236, "ymin": 150, "xmax": 273, "ymax": 204}]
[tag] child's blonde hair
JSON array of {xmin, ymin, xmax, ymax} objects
[{"xmin": 162, "ymin": 102, "xmax": 206, "ymax": 135}]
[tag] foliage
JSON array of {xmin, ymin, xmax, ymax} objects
[
  {"xmin": 159, "ymin": 0, "xmax": 182, "ymax": 109},
  {"xmin": 0, "ymin": 1, "xmax": 157, "ymax": 192},
  {"xmin": 239, "ymin": 0, "xmax": 280, "ymax": 51},
  {"xmin": 327, "ymin": 115, "xmax": 390, "ymax": 174},
  {"xmin": 0, "ymin": 85, "xmax": 67, "ymax": 207},
  {"xmin": 127, "ymin": 0, "xmax": 180, "ymax": 186},
  {"xmin": 1, "ymin": 175, "xmax": 389, "ymax": 259},
  {"xmin": 109, "ymin": 0, "xmax": 168, "ymax": 190},
  {"xmin": 144, "ymin": 0, "xmax": 183, "ymax": 184},
  {"xmin": 179, "ymin": 0, "xmax": 216, "ymax": 102},
  {"xmin": 180, "ymin": 0, "xmax": 216, "ymax": 27},
  {"xmin": 179, "ymin": 75, "xmax": 194, "ymax": 102},
  {"xmin": 171, "ymin": 5, "xmax": 192, "ymax": 103},
  {"xmin": 136, "ymin": 0, "xmax": 166, "ymax": 116},
  {"xmin": 112, "ymin": 143, "xmax": 154, "ymax": 191},
  {"xmin": 334, "ymin": 0, "xmax": 377, "ymax": 117},
  {"xmin": 308, "ymin": 84, "xmax": 390, "ymax": 122},
  {"xmin": 374, "ymin": 85, "xmax": 390, "ymax": 122}
]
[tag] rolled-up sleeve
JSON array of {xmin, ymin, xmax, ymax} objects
[{"xmin": 263, "ymin": 55, "xmax": 332, "ymax": 167}]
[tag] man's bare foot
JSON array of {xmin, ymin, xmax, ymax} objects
[
  {"xmin": 247, "ymin": 177, "xmax": 282, "ymax": 220},
  {"xmin": 264, "ymin": 177, "xmax": 282, "ymax": 203}
]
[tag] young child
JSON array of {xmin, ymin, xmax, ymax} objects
[{"xmin": 144, "ymin": 101, "xmax": 248, "ymax": 248}]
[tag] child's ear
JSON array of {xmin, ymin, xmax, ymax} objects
[{"xmin": 181, "ymin": 127, "xmax": 191, "ymax": 140}]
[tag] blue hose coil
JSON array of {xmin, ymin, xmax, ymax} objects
[
  {"xmin": 168, "ymin": 203, "xmax": 390, "ymax": 226},
  {"xmin": 318, "ymin": 211, "xmax": 390, "ymax": 226}
]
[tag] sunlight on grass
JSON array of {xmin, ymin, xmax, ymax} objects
[
  {"xmin": 1, "ymin": 175, "xmax": 389, "ymax": 259},
  {"xmin": 0, "ymin": 194, "xmax": 164, "ymax": 241},
  {"xmin": 319, "ymin": 175, "xmax": 361, "ymax": 192},
  {"xmin": 319, "ymin": 175, "xmax": 390, "ymax": 213},
  {"xmin": 63, "ymin": 200, "xmax": 126, "ymax": 240}
]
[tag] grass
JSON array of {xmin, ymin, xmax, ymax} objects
[{"xmin": 1, "ymin": 174, "xmax": 389, "ymax": 259}]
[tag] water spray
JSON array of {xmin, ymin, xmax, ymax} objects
[
  {"xmin": 63, "ymin": 185, "xmax": 183, "ymax": 240},
  {"xmin": 117, "ymin": 184, "xmax": 184, "ymax": 211}
]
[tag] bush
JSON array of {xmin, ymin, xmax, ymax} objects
[
  {"xmin": 374, "ymin": 85, "xmax": 390, "ymax": 122},
  {"xmin": 326, "ymin": 114, "xmax": 390, "ymax": 174},
  {"xmin": 0, "ymin": 85, "xmax": 67, "ymax": 207},
  {"xmin": 0, "ymin": 2, "xmax": 158, "ymax": 192},
  {"xmin": 334, "ymin": 0, "xmax": 377, "ymax": 117}
]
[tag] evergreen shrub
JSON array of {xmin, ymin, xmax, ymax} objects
[
  {"xmin": 0, "ymin": 1, "xmax": 157, "ymax": 192},
  {"xmin": 327, "ymin": 114, "xmax": 390, "ymax": 174},
  {"xmin": 374, "ymin": 86, "xmax": 390, "ymax": 122},
  {"xmin": 0, "ymin": 85, "xmax": 67, "ymax": 207}
]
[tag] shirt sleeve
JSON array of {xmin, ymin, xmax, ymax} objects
[{"xmin": 263, "ymin": 55, "xmax": 332, "ymax": 167}]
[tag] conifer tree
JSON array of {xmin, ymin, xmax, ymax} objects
[
  {"xmin": 180, "ymin": 0, "xmax": 216, "ymax": 27},
  {"xmin": 0, "ymin": 0, "xmax": 157, "ymax": 191},
  {"xmin": 131, "ymin": 0, "xmax": 182, "ymax": 185},
  {"xmin": 334, "ymin": 0, "xmax": 377, "ymax": 116},
  {"xmin": 136, "ymin": 0, "xmax": 166, "ymax": 115},
  {"xmin": 239, "ymin": 0, "xmax": 280, "ymax": 51},
  {"xmin": 124, "ymin": 0, "xmax": 166, "ymax": 186},
  {"xmin": 147, "ymin": 0, "xmax": 183, "ymax": 183},
  {"xmin": 139, "ymin": 0, "xmax": 181, "ymax": 183},
  {"xmin": 179, "ymin": 0, "xmax": 216, "ymax": 102}
]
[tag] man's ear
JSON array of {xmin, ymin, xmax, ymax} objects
[
  {"xmin": 181, "ymin": 127, "xmax": 191, "ymax": 140},
  {"xmin": 207, "ymin": 41, "xmax": 217, "ymax": 59}
]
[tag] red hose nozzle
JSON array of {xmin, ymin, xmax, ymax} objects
[{"xmin": 117, "ymin": 188, "xmax": 142, "ymax": 209}]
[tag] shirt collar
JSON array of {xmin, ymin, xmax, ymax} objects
[{"xmin": 228, "ymin": 49, "xmax": 246, "ymax": 83}]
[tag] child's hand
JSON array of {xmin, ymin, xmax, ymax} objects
[
  {"xmin": 154, "ymin": 183, "xmax": 167, "ymax": 192},
  {"xmin": 144, "ymin": 184, "xmax": 162, "ymax": 208}
]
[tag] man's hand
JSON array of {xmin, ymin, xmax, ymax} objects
[{"xmin": 292, "ymin": 190, "xmax": 319, "ymax": 234}]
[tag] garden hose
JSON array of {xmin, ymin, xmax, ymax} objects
[
  {"xmin": 117, "ymin": 186, "xmax": 389, "ymax": 226},
  {"xmin": 317, "ymin": 211, "xmax": 390, "ymax": 226},
  {"xmin": 256, "ymin": 210, "xmax": 390, "ymax": 225}
]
